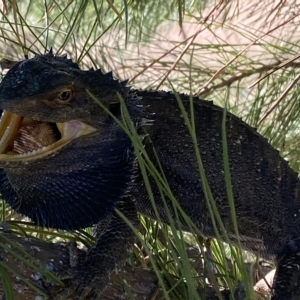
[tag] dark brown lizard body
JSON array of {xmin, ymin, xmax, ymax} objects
[
  {"xmin": 134, "ymin": 91, "xmax": 300, "ymax": 262},
  {"xmin": 0, "ymin": 52, "xmax": 299, "ymax": 299}
]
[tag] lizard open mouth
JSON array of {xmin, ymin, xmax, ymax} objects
[{"xmin": 0, "ymin": 111, "xmax": 97, "ymax": 162}]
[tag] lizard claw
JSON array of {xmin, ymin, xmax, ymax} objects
[
  {"xmin": 71, "ymin": 276, "xmax": 103, "ymax": 300},
  {"xmin": 51, "ymin": 241, "xmax": 98, "ymax": 299},
  {"xmin": 53, "ymin": 258, "xmax": 111, "ymax": 300},
  {"xmin": 53, "ymin": 273, "xmax": 93, "ymax": 299}
]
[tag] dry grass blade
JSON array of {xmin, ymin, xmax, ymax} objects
[
  {"xmin": 155, "ymin": 0, "xmax": 230, "ymax": 90},
  {"xmin": 258, "ymin": 74, "xmax": 300, "ymax": 126},
  {"xmin": 249, "ymin": 53, "xmax": 300, "ymax": 89},
  {"xmin": 106, "ymin": 0, "xmax": 122, "ymax": 20},
  {"xmin": 195, "ymin": 12, "xmax": 300, "ymax": 96}
]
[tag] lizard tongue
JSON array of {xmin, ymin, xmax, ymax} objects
[{"xmin": 13, "ymin": 123, "xmax": 59, "ymax": 154}]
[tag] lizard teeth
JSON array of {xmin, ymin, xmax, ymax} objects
[{"xmin": 0, "ymin": 111, "xmax": 97, "ymax": 162}]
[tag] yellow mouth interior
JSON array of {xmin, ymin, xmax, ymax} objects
[{"xmin": 0, "ymin": 111, "xmax": 97, "ymax": 162}]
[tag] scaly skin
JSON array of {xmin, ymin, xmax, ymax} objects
[{"xmin": 0, "ymin": 51, "xmax": 299, "ymax": 299}]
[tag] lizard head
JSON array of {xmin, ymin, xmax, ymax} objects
[{"xmin": 0, "ymin": 51, "xmax": 135, "ymax": 230}]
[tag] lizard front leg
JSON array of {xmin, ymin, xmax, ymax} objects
[{"xmin": 54, "ymin": 194, "xmax": 138, "ymax": 300}]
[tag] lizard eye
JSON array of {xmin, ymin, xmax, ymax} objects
[
  {"xmin": 58, "ymin": 90, "xmax": 72, "ymax": 101},
  {"xmin": 54, "ymin": 89, "xmax": 73, "ymax": 105}
]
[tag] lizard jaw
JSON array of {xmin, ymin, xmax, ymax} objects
[{"xmin": 0, "ymin": 110, "xmax": 97, "ymax": 162}]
